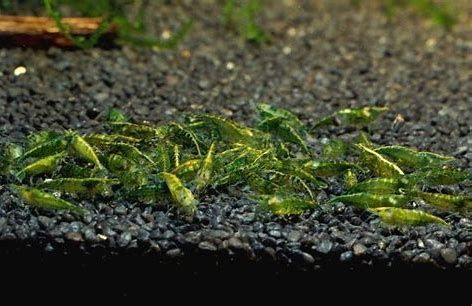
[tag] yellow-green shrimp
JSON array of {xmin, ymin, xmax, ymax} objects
[
  {"xmin": 107, "ymin": 121, "xmax": 159, "ymax": 139},
  {"xmin": 69, "ymin": 132, "xmax": 104, "ymax": 169},
  {"xmin": 314, "ymin": 106, "xmax": 388, "ymax": 128},
  {"xmin": 328, "ymin": 192, "xmax": 409, "ymax": 209},
  {"xmin": 347, "ymin": 177, "xmax": 406, "ymax": 195},
  {"xmin": 12, "ymin": 185, "xmax": 86, "ymax": 215},
  {"xmin": 370, "ymin": 207, "xmax": 448, "ymax": 227},
  {"xmin": 195, "ymin": 142, "xmax": 216, "ymax": 191},
  {"xmin": 254, "ymin": 194, "xmax": 317, "ymax": 216},
  {"xmin": 375, "ymin": 145, "xmax": 454, "ymax": 170},
  {"xmin": 161, "ymin": 172, "xmax": 198, "ymax": 216},
  {"xmin": 84, "ymin": 133, "xmax": 140, "ymax": 145},
  {"xmin": 17, "ymin": 152, "xmax": 65, "ymax": 178},
  {"xmin": 40, "ymin": 178, "xmax": 119, "ymax": 196},
  {"xmin": 356, "ymin": 144, "xmax": 404, "ymax": 177},
  {"xmin": 410, "ymin": 190, "xmax": 472, "ymax": 213}
]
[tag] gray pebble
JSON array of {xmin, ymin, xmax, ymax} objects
[
  {"xmin": 198, "ymin": 241, "xmax": 217, "ymax": 252},
  {"xmin": 440, "ymin": 248, "xmax": 458, "ymax": 264}
]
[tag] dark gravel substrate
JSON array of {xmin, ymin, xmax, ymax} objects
[{"xmin": 0, "ymin": 1, "xmax": 471, "ymax": 273}]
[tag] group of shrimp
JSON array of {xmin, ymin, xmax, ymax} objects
[{"xmin": 0, "ymin": 104, "xmax": 471, "ymax": 227}]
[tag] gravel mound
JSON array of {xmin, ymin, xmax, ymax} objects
[{"xmin": 0, "ymin": 1, "xmax": 471, "ymax": 272}]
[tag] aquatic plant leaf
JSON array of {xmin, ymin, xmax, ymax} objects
[
  {"xmin": 370, "ymin": 207, "xmax": 448, "ymax": 227},
  {"xmin": 106, "ymin": 108, "xmax": 128, "ymax": 122},
  {"xmin": 375, "ymin": 145, "xmax": 454, "ymax": 169},
  {"xmin": 26, "ymin": 131, "xmax": 62, "ymax": 151},
  {"xmin": 246, "ymin": 173, "xmax": 280, "ymax": 194},
  {"xmin": 106, "ymin": 153, "xmax": 134, "ymax": 173},
  {"xmin": 328, "ymin": 193, "xmax": 409, "ymax": 209},
  {"xmin": 322, "ymin": 139, "xmax": 350, "ymax": 160},
  {"xmin": 58, "ymin": 164, "xmax": 94, "ymax": 178},
  {"xmin": 255, "ymin": 194, "xmax": 317, "ymax": 216},
  {"xmin": 1, "ymin": 143, "xmax": 23, "ymax": 175},
  {"xmin": 12, "ymin": 185, "xmax": 86, "ymax": 215},
  {"xmin": 343, "ymin": 169, "xmax": 358, "ymax": 189},
  {"xmin": 356, "ymin": 144, "xmax": 404, "ymax": 177},
  {"xmin": 172, "ymin": 159, "xmax": 202, "ymax": 182},
  {"xmin": 314, "ymin": 106, "xmax": 388, "ymax": 128},
  {"xmin": 168, "ymin": 122, "xmax": 202, "ymax": 156},
  {"xmin": 223, "ymin": 0, "xmax": 268, "ymax": 43},
  {"xmin": 156, "ymin": 143, "xmax": 172, "ymax": 173},
  {"xmin": 161, "ymin": 172, "xmax": 198, "ymax": 216},
  {"xmin": 21, "ymin": 137, "xmax": 67, "ymax": 161}
]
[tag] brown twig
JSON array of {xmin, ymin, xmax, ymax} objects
[{"xmin": 0, "ymin": 15, "xmax": 116, "ymax": 48}]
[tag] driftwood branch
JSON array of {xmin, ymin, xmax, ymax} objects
[{"xmin": 0, "ymin": 15, "xmax": 116, "ymax": 48}]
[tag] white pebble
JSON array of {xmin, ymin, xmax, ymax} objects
[
  {"xmin": 226, "ymin": 61, "xmax": 235, "ymax": 70},
  {"xmin": 14, "ymin": 66, "xmax": 27, "ymax": 76}
]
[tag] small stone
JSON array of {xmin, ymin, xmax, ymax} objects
[
  {"xmin": 316, "ymin": 239, "xmax": 333, "ymax": 254},
  {"xmin": 166, "ymin": 248, "xmax": 181, "ymax": 257},
  {"xmin": 137, "ymin": 229, "xmax": 150, "ymax": 241},
  {"xmin": 44, "ymin": 243, "xmax": 54, "ymax": 252},
  {"xmin": 440, "ymin": 248, "xmax": 458, "ymax": 264},
  {"xmin": 13, "ymin": 66, "xmax": 26, "ymax": 76},
  {"xmin": 97, "ymin": 234, "xmax": 108, "ymax": 241},
  {"xmin": 198, "ymin": 79, "xmax": 210, "ymax": 90},
  {"xmin": 162, "ymin": 230, "xmax": 174, "ymax": 239},
  {"xmin": 353, "ymin": 243, "xmax": 367, "ymax": 256},
  {"xmin": 301, "ymin": 252, "xmax": 315, "ymax": 264},
  {"xmin": 287, "ymin": 230, "xmax": 303, "ymax": 242},
  {"xmin": 83, "ymin": 228, "xmax": 97, "ymax": 242},
  {"xmin": 150, "ymin": 241, "xmax": 161, "ymax": 253},
  {"xmin": 198, "ymin": 241, "xmax": 217, "ymax": 252},
  {"xmin": 207, "ymin": 230, "xmax": 230, "ymax": 240},
  {"xmin": 185, "ymin": 231, "xmax": 202, "ymax": 244},
  {"xmin": 340, "ymin": 251, "xmax": 353, "ymax": 262},
  {"xmin": 226, "ymin": 62, "xmax": 235, "ymax": 70},
  {"xmin": 264, "ymin": 247, "xmax": 276, "ymax": 260},
  {"xmin": 0, "ymin": 217, "xmax": 7, "ymax": 232},
  {"xmin": 227, "ymin": 237, "xmax": 244, "ymax": 250},
  {"xmin": 417, "ymin": 239, "xmax": 425, "ymax": 248},
  {"xmin": 93, "ymin": 92, "xmax": 109, "ymax": 102},
  {"xmin": 425, "ymin": 239, "xmax": 444, "ymax": 250},
  {"xmin": 269, "ymin": 230, "xmax": 281, "ymax": 238},
  {"xmin": 118, "ymin": 232, "xmax": 132, "ymax": 247},
  {"xmin": 65, "ymin": 232, "xmax": 83, "ymax": 242},
  {"xmin": 413, "ymin": 252, "xmax": 431, "ymax": 264},
  {"xmin": 114, "ymin": 206, "xmax": 127, "ymax": 215},
  {"xmin": 38, "ymin": 216, "xmax": 53, "ymax": 229}
]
